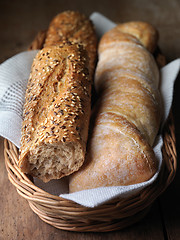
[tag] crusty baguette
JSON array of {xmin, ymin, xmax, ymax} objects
[
  {"xmin": 19, "ymin": 43, "xmax": 91, "ymax": 182},
  {"xmin": 69, "ymin": 22, "xmax": 162, "ymax": 192},
  {"xmin": 19, "ymin": 11, "xmax": 97, "ymax": 182}
]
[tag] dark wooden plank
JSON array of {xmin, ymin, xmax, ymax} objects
[{"xmin": 1, "ymin": 0, "xmax": 180, "ymax": 63}]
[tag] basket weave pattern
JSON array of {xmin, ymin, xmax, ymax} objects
[{"xmin": 4, "ymin": 31, "xmax": 177, "ymax": 232}]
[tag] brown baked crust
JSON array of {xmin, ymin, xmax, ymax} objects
[
  {"xmin": 114, "ymin": 21, "xmax": 158, "ymax": 53},
  {"xmin": 19, "ymin": 43, "xmax": 92, "ymax": 182},
  {"xmin": 69, "ymin": 22, "xmax": 161, "ymax": 192},
  {"xmin": 69, "ymin": 112, "xmax": 158, "ymax": 192},
  {"xmin": 44, "ymin": 11, "xmax": 97, "ymax": 77},
  {"xmin": 19, "ymin": 11, "xmax": 97, "ymax": 182}
]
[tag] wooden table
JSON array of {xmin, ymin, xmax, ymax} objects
[{"xmin": 0, "ymin": 0, "xmax": 180, "ymax": 239}]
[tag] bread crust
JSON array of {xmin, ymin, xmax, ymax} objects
[
  {"xmin": 19, "ymin": 43, "xmax": 92, "ymax": 181},
  {"xmin": 69, "ymin": 22, "xmax": 161, "ymax": 192},
  {"xmin": 19, "ymin": 11, "xmax": 97, "ymax": 182},
  {"xmin": 69, "ymin": 112, "xmax": 158, "ymax": 192},
  {"xmin": 98, "ymin": 21, "xmax": 158, "ymax": 54},
  {"xmin": 44, "ymin": 11, "xmax": 97, "ymax": 77}
]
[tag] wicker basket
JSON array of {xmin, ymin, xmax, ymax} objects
[{"xmin": 4, "ymin": 31, "xmax": 177, "ymax": 232}]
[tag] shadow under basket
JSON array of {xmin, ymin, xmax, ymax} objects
[{"xmin": 4, "ymin": 31, "xmax": 177, "ymax": 232}]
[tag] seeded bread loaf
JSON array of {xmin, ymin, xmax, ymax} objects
[
  {"xmin": 19, "ymin": 43, "xmax": 91, "ymax": 181},
  {"xmin": 19, "ymin": 11, "xmax": 97, "ymax": 182},
  {"xmin": 69, "ymin": 22, "xmax": 162, "ymax": 192}
]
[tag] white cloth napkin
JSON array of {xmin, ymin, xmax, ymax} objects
[
  {"xmin": 0, "ymin": 12, "xmax": 179, "ymax": 208},
  {"xmin": 0, "ymin": 50, "xmax": 38, "ymax": 148}
]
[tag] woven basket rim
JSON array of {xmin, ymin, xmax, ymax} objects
[
  {"xmin": 3, "ymin": 30, "xmax": 177, "ymax": 232},
  {"xmin": 4, "ymin": 111, "xmax": 177, "ymax": 231}
]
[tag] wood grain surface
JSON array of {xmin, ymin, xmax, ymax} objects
[{"xmin": 0, "ymin": 0, "xmax": 180, "ymax": 239}]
